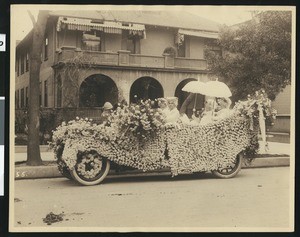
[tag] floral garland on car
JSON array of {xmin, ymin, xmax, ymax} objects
[
  {"xmin": 233, "ymin": 89, "xmax": 277, "ymax": 151},
  {"xmin": 234, "ymin": 89, "xmax": 277, "ymax": 126},
  {"xmin": 50, "ymin": 92, "xmax": 276, "ymax": 177},
  {"xmin": 166, "ymin": 114, "xmax": 253, "ymax": 176},
  {"xmin": 108, "ymin": 99, "xmax": 166, "ymax": 140},
  {"xmin": 49, "ymin": 117, "xmax": 118, "ymax": 169},
  {"xmin": 50, "ymin": 101, "xmax": 168, "ymax": 173}
]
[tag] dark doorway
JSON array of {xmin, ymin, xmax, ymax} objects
[
  {"xmin": 130, "ymin": 77, "xmax": 163, "ymax": 103},
  {"xmin": 175, "ymin": 79, "xmax": 205, "ymax": 117},
  {"xmin": 79, "ymin": 74, "xmax": 118, "ymax": 107}
]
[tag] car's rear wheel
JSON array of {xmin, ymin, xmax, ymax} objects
[
  {"xmin": 71, "ymin": 151, "xmax": 110, "ymax": 186},
  {"xmin": 211, "ymin": 152, "xmax": 243, "ymax": 178}
]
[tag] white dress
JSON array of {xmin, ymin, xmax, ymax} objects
[
  {"xmin": 165, "ymin": 108, "xmax": 180, "ymax": 123},
  {"xmin": 161, "ymin": 107, "xmax": 170, "ymax": 117},
  {"xmin": 178, "ymin": 114, "xmax": 190, "ymax": 124},
  {"xmin": 214, "ymin": 109, "xmax": 232, "ymax": 120}
]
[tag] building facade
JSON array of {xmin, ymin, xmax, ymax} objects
[
  {"xmin": 269, "ymin": 85, "xmax": 291, "ymax": 133},
  {"xmin": 15, "ymin": 10, "xmax": 220, "ymax": 116},
  {"xmin": 15, "ymin": 10, "xmax": 291, "ymax": 133}
]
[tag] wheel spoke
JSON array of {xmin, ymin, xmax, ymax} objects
[{"xmin": 215, "ymin": 156, "xmax": 241, "ymax": 176}]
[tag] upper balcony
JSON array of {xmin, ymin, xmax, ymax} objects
[{"xmin": 54, "ymin": 46, "xmax": 208, "ymax": 71}]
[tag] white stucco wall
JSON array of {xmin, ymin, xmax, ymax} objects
[{"xmin": 140, "ymin": 27, "xmax": 176, "ymax": 56}]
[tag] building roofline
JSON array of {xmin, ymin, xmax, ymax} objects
[
  {"xmin": 16, "ymin": 29, "xmax": 33, "ymax": 51},
  {"xmin": 49, "ymin": 10, "xmax": 220, "ymax": 33},
  {"xmin": 17, "ymin": 10, "xmax": 220, "ymax": 49}
]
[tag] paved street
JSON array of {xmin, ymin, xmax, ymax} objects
[{"xmin": 13, "ymin": 167, "xmax": 291, "ymax": 230}]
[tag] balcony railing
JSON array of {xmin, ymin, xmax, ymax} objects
[
  {"xmin": 129, "ymin": 54, "xmax": 165, "ymax": 68},
  {"xmin": 55, "ymin": 47, "xmax": 207, "ymax": 71}
]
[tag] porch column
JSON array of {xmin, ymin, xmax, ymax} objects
[{"xmin": 117, "ymin": 79, "xmax": 131, "ymax": 104}]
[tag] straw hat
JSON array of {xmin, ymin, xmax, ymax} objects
[
  {"xmin": 157, "ymin": 97, "xmax": 167, "ymax": 103},
  {"xmin": 103, "ymin": 102, "xmax": 113, "ymax": 110}
]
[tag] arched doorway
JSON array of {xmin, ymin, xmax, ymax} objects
[
  {"xmin": 130, "ymin": 77, "xmax": 164, "ymax": 103},
  {"xmin": 175, "ymin": 78, "xmax": 205, "ymax": 118},
  {"xmin": 79, "ymin": 74, "xmax": 118, "ymax": 107}
]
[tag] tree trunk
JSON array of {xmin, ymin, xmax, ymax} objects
[{"xmin": 27, "ymin": 11, "xmax": 49, "ymax": 166}]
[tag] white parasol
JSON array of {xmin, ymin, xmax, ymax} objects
[
  {"xmin": 203, "ymin": 79, "xmax": 232, "ymax": 98},
  {"xmin": 181, "ymin": 80, "xmax": 207, "ymax": 115},
  {"xmin": 182, "ymin": 80, "xmax": 207, "ymax": 94},
  {"xmin": 201, "ymin": 79, "xmax": 232, "ymax": 117}
]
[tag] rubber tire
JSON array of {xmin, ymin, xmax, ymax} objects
[
  {"xmin": 71, "ymin": 152, "xmax": 111, "ymax": 186},
  {"xmin": 211, "ymin": 153, "xmax": 243, "ymax": 179}
]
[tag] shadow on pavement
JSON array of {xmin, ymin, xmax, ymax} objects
[
  {"xmin": 102, "ymin": 172, "xmax": 215, "ymax": 184},
  {"xmin": 53, "ymin": 170, "xmax": 252, "ymax": 186}
]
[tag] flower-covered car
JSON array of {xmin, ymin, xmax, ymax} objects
[{"xmin": 50, "ymin": 91, "xmax": 276, "ymax": 186}]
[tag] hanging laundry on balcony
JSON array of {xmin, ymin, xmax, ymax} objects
[{"xmin": 57, "ymin": 17, "xmax": 146, "ymax": 38}]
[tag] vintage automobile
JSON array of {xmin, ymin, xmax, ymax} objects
[{"xmin": 51, "ymin": 91, "xmax": 274, "ymax": 186}]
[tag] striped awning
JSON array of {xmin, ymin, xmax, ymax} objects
[
  {"xmin": 57, "ymin": 17, "xmax": 145, "ymax": 37},
  {"xmin": 178, "ymin": 29, "xmax": 219, "ymax": 39}
]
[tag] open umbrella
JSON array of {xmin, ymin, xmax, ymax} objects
[
  {"xmin": 181, "ymin": 80, "xmax": 207, "ymax": 115},
  {"xmin": 182, "ymin": 80, "xmax": 207, "ymax": 94},
  {"xmin": 202, "ymin": 79, "xmax": 232, "ymax": 117},
  {"xmin": 203, "ymin": 80, "xmax": 232, "ymax": 98}
]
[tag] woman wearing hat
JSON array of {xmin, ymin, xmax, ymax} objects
[
  {"xmin": 214, "ymin": 97, "xmax": 232, "ymax": 121},
  {"xmin": 199, "ymin": 99, "xmax": 215, "ymax": 125},
  {"xmin": 157, "ymin": 98, "xmax": 170, "ymax": 118},
  {"xmin": 165, "ymin": 97, "xmax": 180, "ymax": 123}
]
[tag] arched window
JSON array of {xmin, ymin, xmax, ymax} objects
[
  {"xmin": 130, "ymin": 77, "xmax": 163, "ymax": 103},
  {"xmin": 79, "ymin": 74, "xmax": 118, "ymax": 107}
]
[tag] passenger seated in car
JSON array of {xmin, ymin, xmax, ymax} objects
[
  {"xmin": 214, "ymin": 97, "xmax": 232, "ymax": 121},
  {"xmin": 165, "ymin": 97, "xmax": 180, "ymax": 123},
  {"xmin": 157, "ymin": 98, "xmax": 170, "ymax": 119},
  {"xmin": 199, "ymin": 99, "xmax": 214, "ymax": 125}
]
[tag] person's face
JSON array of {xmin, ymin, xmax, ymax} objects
[
  {"xmin": 103, "ymin": 109, "xmax": 111, "ymax": 115},
  {"xmin": 159, "ymin": 101, "xmax": 167, "ymax": 109},
  {"xmin": 205, "ymin": 101, "xmax": 213, "ymax": 111},
  {"xmin": 168, "ymin": 103, "xmax": 176, "ymax": 110},
  {"xmin": 217, "ymin": 99, "xmax": 227, "ymax": 109}
]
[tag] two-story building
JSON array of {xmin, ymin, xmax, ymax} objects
[{"xmin": 15, "ymin": 10, "xmax": 220, "ymax": 117}]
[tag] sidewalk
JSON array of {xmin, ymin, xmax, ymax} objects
[
  {"xmin": 258, "ymin": 141, "xmax": 290, "ymax": 156},
  {"xmin": 14, "ymin": 142, "xmax": 291, "ymax": 180},
  {"xmin": 15, "ymin": 145, "xmax": 54, "ymax": 163}
]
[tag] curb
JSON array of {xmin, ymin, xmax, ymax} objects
[
  {"xmin": 15, "ymin": 156, "xmax": 290, "ymax": 180},
  {"xmin": 242, "ymin": 156, "xmax": 290, "ymax": 168},
  {"xmin": 15, "ymin": 166, "xmax": 62, "ymax": 179}
]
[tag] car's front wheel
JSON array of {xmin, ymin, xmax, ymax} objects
[{"xmin": 71, "ymin": 151, "xmax": 110, "ymax": 186}]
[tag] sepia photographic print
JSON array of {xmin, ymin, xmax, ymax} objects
[{"xmin": 10, "ymin": 4, "xmax": 295, "ymax": 232}]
